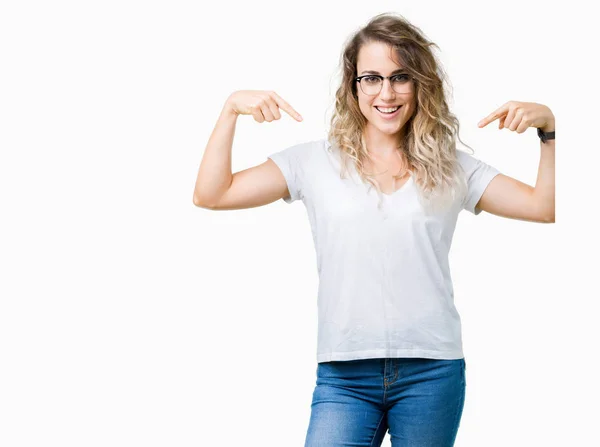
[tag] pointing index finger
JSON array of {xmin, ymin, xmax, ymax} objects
[
  {"xmin": 478, "ymin": 103, "xmax": 509, "ymax": 128},
  {"xmin": 271, "ymin": 92, "xmax": 303, "ymax": 122}
]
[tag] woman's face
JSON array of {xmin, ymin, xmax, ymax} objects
[{"xmin": 355, "ymin": 41, "xmax": 417, "ymax": 141}]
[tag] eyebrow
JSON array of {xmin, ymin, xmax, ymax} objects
[{"xmin": 360, "ymin": 69, "xmax": 407, "ymax": 75}]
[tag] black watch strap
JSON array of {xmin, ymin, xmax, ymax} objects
[{"xmin": 537, "ymin": 127, "xmax": 556, "ymax": 144}]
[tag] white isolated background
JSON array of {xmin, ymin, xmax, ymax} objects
[{"xmin": 0, "ymin": 0, "xmax": 597, "ymax": 446}]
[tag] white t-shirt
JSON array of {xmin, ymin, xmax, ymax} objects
[{"xmin": 268, "ymin": 138, "xmax": 501, "ymax": 363}]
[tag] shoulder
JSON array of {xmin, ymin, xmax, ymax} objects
[
  {"xmin": 273, "ymin": 138, "xmax": 326, "ymax": 158},
  {"xmin": 267, "ymin": 139, "xmax": 329, "ymax": 178},
  {"xmin": 455, "ymin": 149, "xmax": 478, "ymax": 170},
  {"xmin": 455, "ymin": 149, "xmax": 497, "ymax": 177}
]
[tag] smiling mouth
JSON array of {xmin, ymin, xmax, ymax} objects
[{"xmin": 375, "ymin": 105, "xmax": 402, "ymax": 116}]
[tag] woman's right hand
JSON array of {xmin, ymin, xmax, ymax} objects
[{"xmin": 225, "ymin": 90, "xmax": 303, "ymax": 123}]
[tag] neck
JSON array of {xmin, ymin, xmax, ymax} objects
[{"xmin": 363, "ymin": 126, "xmax": 404, "ymax": 158}]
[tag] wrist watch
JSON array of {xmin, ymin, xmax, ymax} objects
[{"xmin": 537, "ymin": 127, "xmax": 555, "ymax": 144}]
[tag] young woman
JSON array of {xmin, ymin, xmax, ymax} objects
[{"xmin": 193, "ymin": 12, "xmax": 555, "ymax": 447}]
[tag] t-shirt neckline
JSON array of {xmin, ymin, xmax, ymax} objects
[{"xmin": 380, "ymin": 173, "xmax": 414, "ymax": 197}]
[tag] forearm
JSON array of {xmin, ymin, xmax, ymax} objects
[
  {"xmin": 193, "ymin": 101, "xmax": 239, "ymax": 206},
  {"xmin": 532, "ymin": 120, "xmax": 555, "ymax": 222}
]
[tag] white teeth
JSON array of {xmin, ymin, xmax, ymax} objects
[{"xmin": 376, "ymin": 106, "xmax": 400, "ymax": 113}]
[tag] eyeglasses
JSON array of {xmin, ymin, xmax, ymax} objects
[{"xmin": 355, "ymin": 74, "xmax": 412, "ymax": 96}]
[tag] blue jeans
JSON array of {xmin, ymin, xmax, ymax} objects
[{"xmin": 304, "ymin": 357, "xmax": 466, "ymax": 446}]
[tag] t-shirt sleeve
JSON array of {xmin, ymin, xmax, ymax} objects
[
  {"xmin": 267, "ymin": 141, "xmax": 310, "ymax": 204},
  {"xmin": 457, "ymin": 150, "xmax": 501, "ymax": 215}
]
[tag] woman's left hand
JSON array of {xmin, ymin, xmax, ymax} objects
[{"xmin": 477, "ymin": 101, "xmax": 555, "ymax": 133}]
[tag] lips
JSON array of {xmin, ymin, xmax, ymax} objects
[{"xmin": 375, "ymin": 105, "xmax": 402, "ymax": 119}]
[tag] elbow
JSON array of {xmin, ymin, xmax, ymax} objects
[
  {"xmin": 546, "ymin": 206, "xmax": 556, "ymax": 223},
  {"xmin": 193, "ymin": 194, "xmax": 215, "ymax": 210},
  {"xmin": 533, "ymin": 200, "xmax": 555, "ymax": 223},
  {"xmin": 542, "ymin": 211, "xmax": 555, "ymax": 223}
]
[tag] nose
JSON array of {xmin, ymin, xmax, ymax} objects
[{"xmin": 379, "ymin": 78, "xmax": 396, "ymax": 100}]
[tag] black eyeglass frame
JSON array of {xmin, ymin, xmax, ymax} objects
[{"xmin": 354, "ymin": 73, "xmax": 412, "ymax": 95}]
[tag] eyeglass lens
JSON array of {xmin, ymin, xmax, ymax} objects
[{"xmin": 360, "ymin": 75, "xmax": 411, "ymax": 95}]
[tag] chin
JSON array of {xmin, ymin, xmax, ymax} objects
[
  {"xmin": 377, "ymin": 126, "xmax": 401, "ymax": 134},
  {"xmin": 375, "ymin": 120, "xmax": 405, "ymax": 132}
]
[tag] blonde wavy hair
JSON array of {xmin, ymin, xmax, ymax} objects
[{"xmin": 327, "ymin": 12, "xmax": 472, "ymax": 213}]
